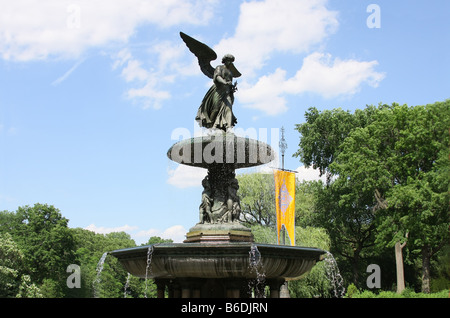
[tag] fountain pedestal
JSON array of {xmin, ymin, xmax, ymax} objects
[
  {"xmin": 111, "ymin": 132, "xmax": 326, "ymax": 298},
  {"xmin": 184, "ymin": 223, "xmax": 253, "ymax": 243},
  {"xmin": 169, "ymin": 133, "xmax": 271, "ymax": 245}
]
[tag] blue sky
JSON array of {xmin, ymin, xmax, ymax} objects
[{"xmin": 0, "ymin": 0, "xmax": 448, "ymax": 244}]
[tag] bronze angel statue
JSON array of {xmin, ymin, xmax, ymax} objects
[{"xmin": 180, "ymin": 32, "xmax": 241, "ymax": 131}]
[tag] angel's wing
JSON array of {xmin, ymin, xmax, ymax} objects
[{"xmin": 180, "ymin": 32, "xmax": 217, "ymax": 79}]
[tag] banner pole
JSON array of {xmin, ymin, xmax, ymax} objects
[{"xmin": 279, "ymin": 127, "xmax": 287, "ymax": 246}]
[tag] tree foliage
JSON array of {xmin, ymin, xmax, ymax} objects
[
  {"xmin": 3, "ymin": 204, "xmax": 76, "ymax": 297},
  {"xmin": 294, "ymin": 101, "xmax": 450, "ymax": 292},
  {"xmin": 237, "ymin": 173, "xmax": 276, "ymax": 226},
  {"xmin": 0, "ymin": 232, "xmax": 42, "ymax": 297},
  {"xmin": 0, "ymin": 204, "xmax": 163, "ymax": 298},
  {"xmin": 251, "ymin": 224, "xmax": 334, "ymax": 297},
  {"xmin": 293, "ymin": 105, "xmax": 381, "ymax": 182},
  {"xmin": 237, "ymin": 172, "xmax": 322, "ymax": 228}
]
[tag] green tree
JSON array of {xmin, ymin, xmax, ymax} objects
[
  {"xmin": 289, "ymin": 227, "xmax": 334, "ymax": 298},
  {"xmin": 295, "ymin": 180, "xmax": 324, "ymax": 228},
  {"xmin": 143, "ymin": 236, "xmax": 173, "ymax": 246},
  {"xmin": 237, "ymin": 173, "xmax": 276, "ymax": 226},
  {"xmin": 71, "ymin": 227, "xmax": 137, "ymax": 298},
  {"xmin": 0, "ymin": 232, "xmax": 43, "ymax": 298},
  {"xmin": 294, "ymin": 107, "xmax": 378, "ymax": 285},
  {"xmin": 380, "ymin": 102, "xmax": 450, "ymax": 293},
  {"xmin": 237, "ymin": 173, "xmax": 322, "ymax": 229},
  {"xmin": 8, "ymin": 203, "xmax": 76, "ymax": 297},
  {"xmin": 15, "ymin": 274, "xmax": 43, "ymax": 298},
  {"xmin": 71, "ymin": 228, "xmax": 106, "ymax": 298},
  {"xmin": 251, "ymin": 224, "xmax": 334, "ymax": 297},
  {"xmin": 0, "ymin": 210, "xmax": 21, "ymax": 233},
  {"xmin": 1, "ymin": 205, "xmax": 160, "ymax": 298},
  {"xmin": 343, "ymin": 103, "xmax": 448, "ymax": 293},
  {"xmin": 293, "ymin": 105, "xmax": 381, "ymax": 183},
  {"xmin": 295, "ymin": 101, "xmax": 450, "ymax": 292},
  {"xmin": 0, "ymin": 232, "xmax": 22, "ymax": 297},
  {"xmin": 1, "ymin": 233, "xmax": 27, "ymax": 297},
  {"xmin": 313, "ymin": 179, "xmax": 378, "ymax": 286},
  {"xmin": 431, "ymin": 245, "xmax": 450, "ymax": 292}
]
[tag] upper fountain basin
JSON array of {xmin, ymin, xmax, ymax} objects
[{"xmin": 167, "ymin": 133, "xmax": 275, "ymax": 169}]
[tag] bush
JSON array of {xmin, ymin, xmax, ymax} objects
[
  {"xmin": 345, "ymin": 283, "xmax": 359, "ymax": 298},
  {"xmin": 377, "ymin": 291, "xmax": 402, "ymax": 298},
  {"xmin": 346, "ymin": 285, "xmax": 449, "ymax": 298}
]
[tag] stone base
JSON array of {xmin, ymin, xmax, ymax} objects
[
  {"xmin": 184, "ymin": 223, "xmax": 253, "ymax": 243},
  {"xmin": 155, "ymin": 277, "xmax": 284, "ymax": 298}
]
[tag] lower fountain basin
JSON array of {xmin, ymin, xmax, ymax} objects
[{"xmin": 111, "ymin": 242, "xmax": 325, "ymax": 281}]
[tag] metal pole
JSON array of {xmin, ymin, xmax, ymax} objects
[
  {"xmin": 279, "ymin": 127, "xmax": 288, "ymax": 246},
  {"xmin": 278, "ymin": 126, "xmax": 290, "ymax": 297}
]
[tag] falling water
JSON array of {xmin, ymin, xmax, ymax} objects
[
  {"xmin": 324, "ymin": 251, "xmax": 345, "ymax": 298},
  {"xmin": 144, "ymin": 245, "xmax": 154, "ymax": 298},
  {"xmin": 249, "ymin": 244, "xmax": 261, "ymax": 267},
  {"xmin": 248, "ymin": 244, "xmax": 266, "ymax": 298},
  {"xmin": 93, "ymin": 252, "xmax": 108, "ymax": 298},
  {"xmin": 123, "ymin": 272, "xmax": 131, "ymax": 298}
]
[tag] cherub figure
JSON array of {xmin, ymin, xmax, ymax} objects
[
  {"xmin": 226, "ymin": 178, "xmax": 241, "ymax": 223},
  {"xmin": 199, "ymin": 177, "xmax": 212, "ymax": 223}
]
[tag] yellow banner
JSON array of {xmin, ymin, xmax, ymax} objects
[{"xmin": 274, "ymin": 170, "xmax": 295, "ymax": 246}]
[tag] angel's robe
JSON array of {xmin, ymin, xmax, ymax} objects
[{"xmin": 195, "ymin": 65, "xmax": 237, "ymax": 131}]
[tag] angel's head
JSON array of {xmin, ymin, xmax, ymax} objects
[{"xmin": 222, "ymin": 54, "xmax": 235, "ymax": 65}]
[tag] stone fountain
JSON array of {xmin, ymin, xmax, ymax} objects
[{"xmin": 110, "ymin": 32, "xmax": 325, "ymax": 298}]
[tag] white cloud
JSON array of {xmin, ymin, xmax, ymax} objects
[
  {"xmin": 149, "ymin": 40, "xmax": 186, "ymax": 71},
  {"xmin": 295, "ymin": 165, "xmax": 328, "ymax": 183},
  {"xmin": 85, "ymin": 223, "xmax": 139, "ymax": 234},
  {"xmin": 286, "ymin": 53, "xmax": 385, "ymax": 98},
  {"xmin": 84, "ymin": 223, "xmax": 187, "ymax": 244},
  {"xmin": 0, "ymin": 0, "xmax": 217, "ymax": 61},
  {"xmin": 0, "ymin": 124, "xmax": 18, "ymax": 136},
  {"xmin": 239, "ymin": 53, "xmax": 385, "ymax": 115},
  {"xmin": 212, "ymin": 0, "xmax": 384, "ymax": 116},
  {"xmin": 121, "ymin": 59, "xmax": 149, "ymax": 83},
  {"xmin": 2, "ymin": 0, "xmax": 385, "ymax": 114},
  {"xmin": 167, "ymin": 164, "xmax": 207, "ymax": 189},
  {"xmin": 214, "ymin": 0, "xmax": 339, "ymax": 76},
  {"xmin": 136, "ymin": 225, "xmax": 187, "ymax": 243},
  {"xmin": 0, "ymin": 0, "xmax": 217, "ymax": 109},
  {"xmin": 111, "ymin": 47, "xmax": 174, "ymax": 109},
  {"xmin": 126, "ymin": 82, "xmax": 171, "ymax": 110},
  {"xmin": 238, "ymin": 69, "xmax": 289, "ymax": 116},
  {"xmin": 112, "ymin": 48, "xmax": 133, "ymax": 70}
]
